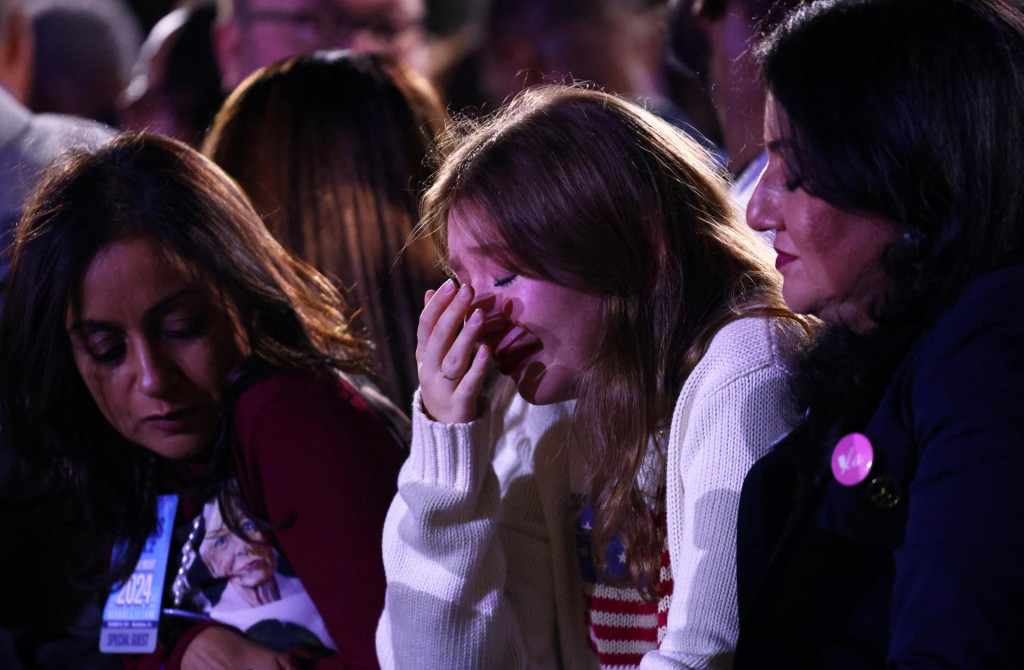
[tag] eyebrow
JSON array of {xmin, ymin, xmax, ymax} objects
[
  {"xmin": 449, "ymin": 240, "xmax": 507, "ymax": 265},
  {"xmin": 67, "ymin": 288, "xmax": 203, "ymax": 334}
]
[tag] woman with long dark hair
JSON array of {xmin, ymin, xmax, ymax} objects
[
  {"xmin": 378, "ymin": 85, "xmax": 810, "ymax": 669},
  {"xmin": 736, "ymin": 0, "xmax": 1024, "ymax": 666},
  {"xmin": 0, "ymin": 133, "xmax": 404, "ymax": 669},
  {"xmin": 204, "ymin": 51, "xmax": 446, "ymax": 409}
]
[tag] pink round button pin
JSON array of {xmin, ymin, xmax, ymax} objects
[{"xmin": 831, "ymin": 432, "xmax": 874, "ymax": 486}]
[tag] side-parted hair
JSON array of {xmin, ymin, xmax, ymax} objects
[
  {"xmin": 760, "ymin": 0, "xmax": 1024, "ymax": 324},
  {"xmin": 758, "ymin": 0, "xmax": 1024, "ymax": 452},
  {"xmin": 0, "ymin": 132, "xmax": 371, "ymax": 580},
  {"xmin": 204, "ymin": 50, "xmax": 447, "ymax": 407},
  {"xmin": 420, "ymin": 85, "xmax": 804, "ymax": 593}
]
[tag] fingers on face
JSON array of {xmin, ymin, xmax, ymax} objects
[
  {"xmin": 417, "ymin": 279, "xmax": 457, "ymax": 360},
  {"xmin": 440, "ymin": 307, "xmax": 486, "ymax": 380},
  {"xmin": 454, "ymin": 343, "xmax": 490, "ymax": 400},
  {"xmin": 425, "ymin": 282, "xmax": 474, "ymax": 363}
]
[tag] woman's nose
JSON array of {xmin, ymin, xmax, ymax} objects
[
  {"xmin": 135, "ymin": 343, "xmax": 179, "ymax": 397},
  {"xmin": 746, "ymin": 171, "xmax": 782, "ymax": 234}
]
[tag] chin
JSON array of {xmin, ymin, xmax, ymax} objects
[
  {"xmin": 139, "ymin": 434, "xmax": 210, "ymax": 461},
  {"xmin": 780, "ymin": 288, "xmax": 814, "ymax": 318},
  {"xmin": 513, "ymin": 362, "xmax": 576, "ymax": 406}
]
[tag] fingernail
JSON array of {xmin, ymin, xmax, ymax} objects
[
  {"xmin": 440, "ymin": 278, "xmax": 455, "ymax": 294},
  {"xmin": 459, "ymin": 283, "xmax": 475, "ymax": 300},
  {"xmin": 468, "ymin": 309, "xmax": 483, "ymax": 325}
]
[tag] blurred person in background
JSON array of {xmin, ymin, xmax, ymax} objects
[
  {"xmin": 0, "ymin": 0, "xmax": 113, "ymax": 286},
  {"xmin": 440, "ymin": 0, "xmax": 724, "ymax": 159},
  {"xmin": 0, "ymin": 0, "xmax": 31, "ymax": 103},
  {"xmin": 25, "ymin": 0, "xmax": 142, "ymax": 126},
  {"xmin": 666, "ymin": 0, "xmax": 800, "ymax": 207},
  {"xmin": 204, "ymin": 50, "xmax": 446, "ymax": 409},
  {"xmin": 213, "ymin": 0, "xmax": 428, "ymax": 93},
  {"xmin": 119, "ymin": 3, "xmax": 223, "ymax": 148}
]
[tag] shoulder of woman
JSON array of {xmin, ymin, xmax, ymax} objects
[
  {"xmin": 926, "ymin": 264, "xmax": 1024, "ymax": 343},
  {"xmin": 232, "ymin": 369, "xmax": 397, "ymax": 444},
  {"xmin": 690, "ymin": 316, "xmax": 801, "ymax": 389},
  {"xmin": 907, "ymin": 264, "xmax": 1024, "ymax": 390}
]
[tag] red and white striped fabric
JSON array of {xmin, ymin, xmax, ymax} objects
[{"xmin": 581, "ymin": 533, "xmax": 674, "ymax": 668}]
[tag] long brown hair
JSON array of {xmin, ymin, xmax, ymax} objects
[
  {"xmin": 421, "ymin": 85, "xmax": 801, "ymax": 595},
  {"xmin": 204, "ymin": 50, "xmax": 447, "ymax": 407},
  {"xmin": 0, "ymin": 132, "xmax": 371, "ymax": 585}
]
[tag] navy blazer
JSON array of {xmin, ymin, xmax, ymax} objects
[{"xmin": 735, "ymin": 265, "xmax": 1024, "ymax": 669}]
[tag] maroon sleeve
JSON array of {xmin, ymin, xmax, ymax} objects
[{"xmin": 232, "ymin": 372, "xmax": 403, "ymax": 670}]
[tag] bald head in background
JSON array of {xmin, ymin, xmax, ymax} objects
[{"xmin": 213, "ymin": 0, "xmax": 427, "ymax": 92}]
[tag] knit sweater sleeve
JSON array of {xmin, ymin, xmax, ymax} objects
[
  {"xmin": 376, "ymin": 387, "xmax": 575, "ymax": 670},
  {"xmin": 642, "ymin": 318, "xmax": 798, "ymax": 669}
]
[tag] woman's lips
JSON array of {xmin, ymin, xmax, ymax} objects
[
  {"xmin": 143, "ymin": 406, "xmax": 200, "ymax": 432},
  {"xmin": 775, "ymin": 251, "xmax": 797, "ymax": 270}
]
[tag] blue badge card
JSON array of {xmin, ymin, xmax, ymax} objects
[{"xmin": 100, "ymin": 494, "xmax": 177, "ymax": 654}]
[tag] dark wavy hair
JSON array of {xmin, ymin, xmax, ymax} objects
[
  {"xmin": 204, "ymin": 51, "xmax": 447, "ymax": 407},
  {"xmin": 758, "ymin": 0, "xmax": 1024, "ymax": 466},
  {"xmin": 0, "ymin": 132, "xmax": 371, "ymax": 586},
  {"xmin": 420, "ymin": 85, "xmax": 805, "ymax": 595}
]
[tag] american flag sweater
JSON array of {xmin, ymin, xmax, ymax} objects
[
  {"xmin": 379, "ymin": 318, "xmax": 800, "ymax": 669},
  {"xmin": 576, "ymin": 505, "xmax": 673, "ymax": 669}
]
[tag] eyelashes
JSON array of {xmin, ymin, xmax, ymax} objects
[
  {"xmin": 88, "ymin": 342, "xmax": 126, "ymax": 365},
  {"xmin": 81, "ymin": 315, "xmax": 209, "ymax": 367},
  {"xmin": 443, "ymin": 272, "xmax": 518, "ymax": 289}
]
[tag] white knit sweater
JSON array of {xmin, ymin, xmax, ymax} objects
[{"xmin": 377, "ymin": 317, "xmax": 800, "ymax": 670}]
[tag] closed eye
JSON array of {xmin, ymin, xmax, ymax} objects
[
  {"xmin": 494, "ymin": 274, "xmax": 517, "ymax": 287},
  {"xmin": 76, "ymin": 330, "xmax": 126, "ymax": 366},
  {"xmin": 162, "ymin": 315, "xmax": 207, "ymax": 340},
  {"xmin": 90, "ymin": 342, "xmax": 126, "ymax": 365}
]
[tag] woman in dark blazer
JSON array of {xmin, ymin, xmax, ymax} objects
[{"xmin": 736, "ymin": 0, "xmax": 1024, "ymax": 667}]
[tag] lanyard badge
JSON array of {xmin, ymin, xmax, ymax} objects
[{"xmin": 100, "ymin": 494, "xmax": 177, "ymax": 653}]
